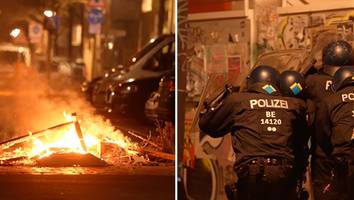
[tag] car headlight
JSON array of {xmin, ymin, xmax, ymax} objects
[{"xmin": 81, "ymin": 81, "xmax": 89, "ymax": 92}]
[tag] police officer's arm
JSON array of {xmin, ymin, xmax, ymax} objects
[
  {"xmin": 199, "ymin": 94, "xmax": 240, "ymax": 138},
  {"xmin": 314, "ymin": 101, "xmax": 333, "ymax": 156},
  {"xmin": 306, "ymin": 99, "xmax": 316, "ymax": 128}
]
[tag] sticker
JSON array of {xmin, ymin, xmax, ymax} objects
[
  {"xmin": 262, "ymin": 84, "xmax": 276, "ymax": 94},
  {"xmin": 290, "ymin": 82, "xmax": 303, "ymax": 95}
]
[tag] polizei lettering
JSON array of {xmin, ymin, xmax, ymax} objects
[
  {"xmin": 250, "ymin": 99, "xmax": 289, "ymax": 109},
  {"xmin": 342, "ymin": 93, "xmax": 354, "ymax": 102},
  {"xmin": 325, "ymin": 80, "xmax": 332, "ymax": 91}
]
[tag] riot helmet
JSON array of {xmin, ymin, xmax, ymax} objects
[
  {"xmin": 322, "ymin": 40, "xmax": 353, "ymax": 67},
  {"xmin": 332, "ymin": 66, "xmax": 354, "ymax": 91},
  {"xmin": 321, "ymin": 66, "xmax": 341, "ymax": 77},
  {"xmin": 279, "ymin": 70, "xmax": 306, "ymax": 98},
  {"xmin": 247, "ymin": 65, "xmax": 280, "ymax": 94}
]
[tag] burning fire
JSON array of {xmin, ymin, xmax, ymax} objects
[
  {"xmin": 0, "ymin": 112, "xmax": 138, "ymax": 165},
  {"xmin": 0, "ymin": 69, "xmax": 154, "ymax": 167}
]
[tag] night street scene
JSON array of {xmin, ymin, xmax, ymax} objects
[
  {"xmin": 0, "ymin": 0, "xmax": 175, "ymax": 200},
  {"xmin": 178, "ymin": 0, "xmax": 354, "ymax": 200}
]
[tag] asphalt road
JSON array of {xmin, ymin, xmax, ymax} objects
[{"xmin": 0, "ymin": 166, "xmax": 175, "ymax": 200}]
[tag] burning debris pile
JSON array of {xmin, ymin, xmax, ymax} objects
[
  {"xmin": 0, "ymin": 72, "xmax": 174, "ymax": 167},
  {"xmin": 0, "ymin": 112, "xmax": 132, "ymax": 166},
  {"xmin": 0, "ymin": 112, "xmax": 174, "ymax": 167}
]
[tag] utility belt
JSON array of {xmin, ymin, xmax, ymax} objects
[
  {"xmin": 235, "ymin": 157, "xmax": 293, "ymax": 172},
  {"xmin": 234, "ymin": 157, "xmax": 294, "ymax": 181},
  {"xmin": 246, "ymin": 157, "xmax": 293, "ymax": 166},
  {"xmin": 226, "ymin": 157, "xmax": 307, "ymax": 200}
]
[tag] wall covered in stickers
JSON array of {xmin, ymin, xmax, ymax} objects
[
  {"xmin": 255, "ymin": 4, "xmax": 354, "ymax": 57},
  {"xmin": 187, "ymin": 18, "xmax": 250, "ymax": 100}
]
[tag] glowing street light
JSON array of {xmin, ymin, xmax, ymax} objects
[
  {"xmin": 108, "ymin": 41, "xmax": 114, "ymax": 50},
  {"xmin": 43, "ymin": 10, "xmax": 55, "ymax": 18},
  {"xmin": 10, "ymin": 28, "xmax": 21, "ymax": 38},
  {"xmin": 43, "ymin": 9, "xmax": 56, "ymax": 80}
]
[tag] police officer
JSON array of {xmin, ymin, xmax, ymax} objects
[
  {"xmin": 280, "ymin": 70, "xmax": 311, "ymax": 200},
  {"xmin": 199, "ymin": 65, "xmax": 309, "ymax": 200},
  {"xmin": 315, "ymin": 66, "xmax": 354, "ymax": 200},
  {"xmin": 279, "ymin": 70, "xmax": 309, "ymax": 165},
  {"xmin": 305, "ymin": 40, "xmax": 353, "ymax": 199}
]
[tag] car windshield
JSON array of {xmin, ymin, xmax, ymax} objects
[
  {"xmin": 142, "ymin": 40, "xmax": 175, "ymax": 72},
  {"xmin": 0, "ymin": 51, "xmax": 25, "ymax": 66}
]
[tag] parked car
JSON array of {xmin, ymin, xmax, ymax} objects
[
  {"xmin": 0, "ymin": 43, "xmax": 31, "ymax": 89},
  {"xmin": 144, "ymin": 72, "xmax": 175, "ymax": 123},
  {"xmin": 91, "ymin": 34, "xmax": 175, "ymax": 119},
  {"xmin": 81, "ymin": 65, "xmax": 126, "ymax": 102},
  {"xmin": 0, "ymin": 43, "xmax": 31, "ymax": 67}
]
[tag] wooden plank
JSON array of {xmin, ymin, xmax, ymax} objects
[{"xmin": 141, "ymin": 149, "xmax": 175, "ymax": 161}]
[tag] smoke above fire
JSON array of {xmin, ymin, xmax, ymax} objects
[{"xmin": 0, "ymin": 68, "xmax": 136, "ymax": 161}]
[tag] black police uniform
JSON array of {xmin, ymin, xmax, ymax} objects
[
  {"xmin": 306, "ymin": 71, "xmax": 334, "ymax": 105},
  {"xmin": 199, "ymin": 83, "xmax": 309, "ymax": 200},
  {"xmin": 306, "ymin": 39, "xmax": 353, "ymax": 197},
  {"xmin": 315, "ymin": 85, "xmax": 354, "ymax": 200},
  {"xmin": 280, "ymin": 70, "xmax": 311, "ymax": 199},
  {"xmin": 305, "ymin": 70, "xmax": 336, "ymax": 198}
]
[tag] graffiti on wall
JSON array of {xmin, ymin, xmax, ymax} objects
[
  {"xmin": 254, "ymin": 0, "xmax": 281, "ymax": 56},
  {"xmin": 325, "ymin": 11, "xmax": 354, "ymax": 44},
  {"xmin": 255, "ymin": 6, "xmax": 354, "ymax": 59},
  {"xmin": 278, "ymin": 15, "xmax": 311, "ymax": 49},
  {"xmin": 325, "ymin": 11, "xmax": 354, "ymax": 26},
  {"xmin": 177, "ymin": 0, "xmax": 189, "ymax": 71}
]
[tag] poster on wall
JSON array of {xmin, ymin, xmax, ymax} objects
[
  {"xmin": 187, "ymin": 54, "xmax": 206, "ymax": 100},
  {"xmin": 336, "ymin": 22, "xmax": 354, "ymax": 44},
  {"xmin": 227, "ymin": 55, "xmax": 241, "ymax": 84},
  {"xmin": 187, "ymin": 44, "xmax": 249, "ymax": 101},
  {"xmin": 205, "ymin": 45, "xmax": 228, "ymax": 89},
  {"xmin": 205, "ymin": 45, "xmax": 227, "ymax": 73}
]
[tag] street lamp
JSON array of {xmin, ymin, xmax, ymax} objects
[
  {"xmin": 43, "ymin": 10, "xmax": 55, "ymax": 18},
  {"xmin": 10, "ymin": 28, "xmax": 21, "ymax": 38},
  {"xmin": 43, "ymin": 9, "xmax": 56, "ymax": 80}
]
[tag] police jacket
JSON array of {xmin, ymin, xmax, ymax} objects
[
  {"xmin": 306, "ymin": 73, "xmax": 333, "ymax": 106},
  {"xmin": 199, "ymin": 83, "xmax": 309, "ymax": 165},
  {"xmin": 315, "ymin": 85, "xmax": 354, "ymax": 161},
  {"xmin": 306, "ymin": 71, "xmax": 334, "ymax": 158}
]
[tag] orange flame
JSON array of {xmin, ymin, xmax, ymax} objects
[{"xmin": 1, "ymin": 112, "xmax": 138, "ymax": 164}]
